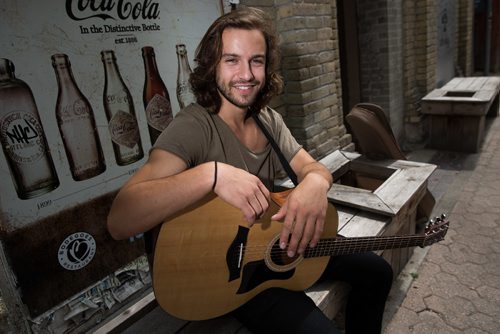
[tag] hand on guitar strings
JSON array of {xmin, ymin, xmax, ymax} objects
[{"xmin": 273, "ymin": 174, "xmax": 329, "ymax": 258}]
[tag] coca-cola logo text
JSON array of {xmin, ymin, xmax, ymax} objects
[{"xmin": 66, "ymin": 0, "xmax": 160, "ymax": 21}]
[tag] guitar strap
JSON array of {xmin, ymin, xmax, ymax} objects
[{"xmin": 252, "ymin": 113, "xmax": 299, "ymax": 187}]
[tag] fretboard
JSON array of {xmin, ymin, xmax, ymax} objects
[{"xmin": 304, "ymin": 235, "xmax": 425, "ymax": 258}]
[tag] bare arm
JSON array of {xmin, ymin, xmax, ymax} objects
[
  {"xmin": 107, "ymin": 149, "xmax": 270, "ymax": 240},
  {"xmin": 107, "ymin": 149, "xmax": 214, "ymax": 240},
  {"xmin": 273, "ymin": 148, "xmax": 333, "ymax": 257}
]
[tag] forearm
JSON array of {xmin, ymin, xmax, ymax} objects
[
  {"xmin": 297, "ymin": 161, "xmax": 333, "ymax": 191},
  {"xmin": 107, "ymin": 161, "xmax": 215, "ymax": 240}
]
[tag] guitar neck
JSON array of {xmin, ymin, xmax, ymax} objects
[{"xmin": 304, "ymin": 234, "xmax": 425, "ymax": 258}]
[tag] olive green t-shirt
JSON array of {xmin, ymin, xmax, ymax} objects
[{"xmin": 153, "ymin": 103, "xmax": 302, "ymax": 190}]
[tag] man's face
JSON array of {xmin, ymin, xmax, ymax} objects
[{"xmin": 216, "ymin": 28, "xmax": 266, "ymax": 110}]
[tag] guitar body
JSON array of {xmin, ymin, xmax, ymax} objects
[{"xmin": 153, "ymin": 190, "xmax": 339, "ymax": 321}]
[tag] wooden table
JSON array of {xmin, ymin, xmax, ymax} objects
[{"xmin": 421, "ymin": 76, "xmax": 500, "ymax": 152}]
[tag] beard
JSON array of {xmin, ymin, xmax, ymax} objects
[{"xmin": 216, "ymin": 79, "xmax": 262, "ymax": 109}]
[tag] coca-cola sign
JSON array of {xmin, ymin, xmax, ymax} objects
[
  {"xmin": 66, "ymin": 0, "xmax": 160, "ymax": 21},
  {"xmin": 0, "ymin": 0, "xmax": 222, "ymax": 225}
]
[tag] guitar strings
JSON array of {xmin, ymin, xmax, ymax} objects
[{"xmin": 227, "ymin": 235, "xmax": 426, "ymax": 259}]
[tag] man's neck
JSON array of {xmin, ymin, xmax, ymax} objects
[
  {"xmin": 218, "ymin": 102, "xmax": 250, "ymax": 130},
  {"xmin": 218, "ymin": 103, "xmax": 267, "ymax": 153}
]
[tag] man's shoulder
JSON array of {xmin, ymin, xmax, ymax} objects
[
  {"xmin": 176, "ymin": 103, "xmax": 212, "ymax": 120},
  {"xmin": 170, "ymin": 103, "xmax": 217, "ymax": 130},
  {"xmin": 258, "ymin": 106, "xmax": 286, "ymax": 128}
]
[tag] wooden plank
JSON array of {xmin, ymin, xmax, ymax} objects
[
  {"xmin": 328, "ymin": 184, "xmax": 395, "ymax": 216},
  {"xmin": 337, "ymin": 210, "xmax": 390, "ymax": 237},
  {"xmin": 466, "ymin": 77, "xmax": 489, "ymax": 90},
  {"xmin": 454, "ymin": 77, "xmax": 474, "ymax": 90},
  {"xmin": 482, "ymin": 77, "xmax": 500, "ymax": 91},
  {"xmin": 473, "ymin": 89, "xmax": 498, "ymax": 102},
  {"xmin": 426, "ymin": 114, "xmax": 485, "ymax": 152},
  {"xmin": 441, "ymin": 77, "xmax": 463, "ymax": 89},
  {"xmin": 423, "ymin": 94, "xmax": 485, "ymax": 103},
  {"xmin": 322, "ymin": 153, "xmax": 436, "ymax": 215},
  {"xmin": 374, "ymin": 165, "xmax": 435, "ymax": 214},
  {"xmin": 450, "ymin": 102, "xmax": 489, "ymax": 115},
  {"xmin": 422, "ymin": 89, "xmax": 447, "ymax": 100},
  {"xmin": 336, "ymin": 205, "xmax": 357, "ymax": 231},
  {"xmin": 349, "ymin": 160, "xmax": 397, "ymax": 179},
  {"xmin": 422, "ymin": 101, "xmax": 489, "ymax": 115},
  {"xmin": 319, "ymin": 150, "xmax": 351, "ymax": 177},
  {"xmin": 351, "ymin": 155, "xmax": 436, "ymax": 171}
]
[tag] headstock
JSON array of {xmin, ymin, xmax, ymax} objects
[{"xmin": 421, "ymin": 214, "xmax": 449, "ymax": 247}]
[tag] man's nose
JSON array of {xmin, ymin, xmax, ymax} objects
[{"xmin": 239, "ymin": 62, "xmax": 255, "ymax": 81}]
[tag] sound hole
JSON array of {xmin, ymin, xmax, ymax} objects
[{"xmin": 270, "ymin": 240, "xmax": 300, "ymax": 266}]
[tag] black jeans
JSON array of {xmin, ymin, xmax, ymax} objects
[{"xmin": 232, "ymin": 252, "xmax": 393, "ymax": 334}]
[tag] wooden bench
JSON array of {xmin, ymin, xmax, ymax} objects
[
  {"xmin": 421, "ymin": 76, "xmax": 500, "ymax": 152},
  {"xmin": 94, "ymin": 150, "xmax": 436, "ymax": 333}
]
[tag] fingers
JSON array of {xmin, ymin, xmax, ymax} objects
[
  {"xmin": 277, "ymin": 203, "xmax": 326, "ymax": 258},
  {"xmin": 243, "ymin": 189, "xmax": 269, "ymax": 224},
  {"xmin": 278, "ymin": 204, "xmax": 294, "ymax": 253},
  {"xmin": 213, "ymin": 163, "xmax": 270, "ymax": 224}
]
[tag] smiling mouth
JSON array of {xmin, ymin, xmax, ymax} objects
[
  {"xmin": 234, "ymin": 85, "xmax": 254, "ymax": 92},
  {"xmin": 232, "ymin": 81, "xmax": 259, "ymax": 93}
]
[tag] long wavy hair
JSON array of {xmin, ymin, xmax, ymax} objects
[{"xmin": 189, "ymin": 7, "xmax": 283, "ymax": 114}]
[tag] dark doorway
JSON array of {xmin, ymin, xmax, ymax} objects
[{"xmin": 337, "ymin": 0, "xmax": 361, "ymax": 118}]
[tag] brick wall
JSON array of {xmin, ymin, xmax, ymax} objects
[
  {"xmin": 241, "ymin": 0, "xmax": 351, "ymax": 159},
  {"xmin": 356, "ymin": 0, "xmax": 405, "ymax": 141},
  {"xmin": 402, "ymin": 0, "xmax": 438, "ymax": 147},
  {"xmin": 239, "ymin": 0, "xmax": 474, "ymax": 153}
]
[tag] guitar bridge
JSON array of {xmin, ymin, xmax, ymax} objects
[{"xmin": 226, "ymin": 226, "xmax": 249, "ymax": 282}]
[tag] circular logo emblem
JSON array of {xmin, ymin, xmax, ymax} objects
[
  {"xmin": 58, "ymin": 232, "xmax": 96, "ymax": 270},
  {"xmin": 0, "ymin": 110, "xmax": 46, "ymax": 164}
]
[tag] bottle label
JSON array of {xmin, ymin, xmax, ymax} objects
[
  {"xmin": 60, "ymin": 99, "xmax": 90, "ymax": 122},
  {"xmin": 108, "ymin": 110, "xmax": 140, "ymax": 148},
  {"xmin": 0, "ymin": 110, "xmax": 46, "ymax": 165},
  {"xmin": 145, "ymin": 94, "xmax": 173, "ymax": 131},
  {"xmin": 176, "ymin": 83, "xmax": 196, "ymax": 109},
  {"xmin": 58, "ymin": 100, "xmax": 103, "ymax": 177}
]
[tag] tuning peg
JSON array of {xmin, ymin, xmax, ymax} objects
[{"xmin": 441, "ymin": 213, "xmax": 447, "ymax": 220}]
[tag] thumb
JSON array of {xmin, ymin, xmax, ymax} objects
[{"xmin": 272, "ymin": 205, "xmax": 286, "ymax": 221}]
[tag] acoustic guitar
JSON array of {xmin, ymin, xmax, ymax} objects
[{"xmin": 153, "ymin": 188, "xmax": 448, "ymax": 321}]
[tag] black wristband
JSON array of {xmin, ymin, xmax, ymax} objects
[{"xmin": 212, "ymin": 161, "xmax": 218, "ymax": 191}]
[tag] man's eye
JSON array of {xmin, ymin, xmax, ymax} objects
[
  {"xmin": 252, "ymin": 59, "xmax": 265, "ymax": 65},
  {"xmin": 225, "ymin": 58, "xmax": 238, "ymax": 64}
]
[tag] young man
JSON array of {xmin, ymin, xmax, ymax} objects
[{"xmin": 108, "ymin": 7, "xmax": 392, "ymax": 333}]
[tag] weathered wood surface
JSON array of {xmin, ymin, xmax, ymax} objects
[
  {"xmin": 421, "ymin": 76, "xmax": 500, "ymax": 152},
  {"xmin": 421, "ymin": 76, "xmax": 499, "ymax": 115},
  {"xmin": 320, "ymin": 151, "xmax": 436, "ymax": 217}
]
